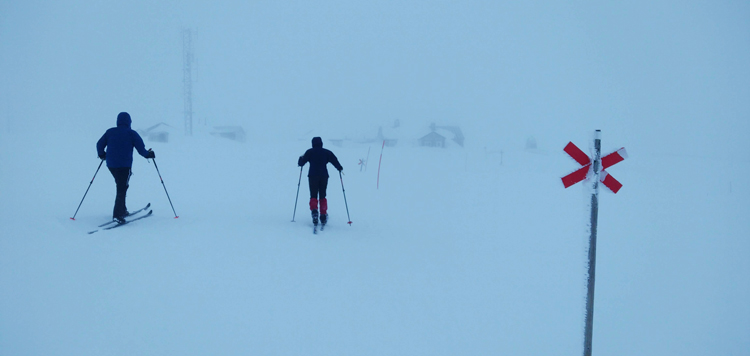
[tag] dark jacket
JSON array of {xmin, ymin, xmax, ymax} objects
[
  {"xmin": 298, "ymin": 137, "xmax": 343, "ymax": 177},
  {"xmin": 97, "ymin": 113, "xmax": 150, "ymax": 168}
]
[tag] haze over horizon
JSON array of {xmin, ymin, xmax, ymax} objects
[{"xmin": 1, "ymin": 1, "xmax": 748, "ymax": 158}]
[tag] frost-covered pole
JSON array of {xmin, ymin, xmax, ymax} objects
[
  {"xmin": 562, "ymin": 130, "xmax": 627, "ymax": 356},
  {"xmin": 583, "ymin": 129, "xmax": 602, "ymax": 356}
]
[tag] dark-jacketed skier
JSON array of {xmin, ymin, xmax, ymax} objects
[
  {"xmin": 96, "ymin": 112, "xmax": 155, "ymax": 223},
  {"xmin": 298, "ymin": 137, "xmax": 343, "ymax": 227}
]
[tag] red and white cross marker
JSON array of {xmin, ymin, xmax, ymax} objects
[{"xmin": 561, "ymin": 142, "xmax": 627, "ymax": 193}]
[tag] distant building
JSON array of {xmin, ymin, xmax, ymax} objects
[
  {"xmin": 138, "ymin": 122, "xmax": 178, "ymax": 143},
  {"xmin": 439, "ymin": 125, "xmax": 464, "ymax": 147},
  {"xmin": 420, "ymin": 123, "xmax": 463, "ymax": 148},
  {"xmin": 419, "ymin": 131, "xmax": 446, "ymax": 148},
  {"xmin": 211, "ymin": 126, "xmax": 246, "ymax": 143}
]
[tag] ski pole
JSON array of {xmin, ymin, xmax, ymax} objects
[
  {"xmin": 377, "ymin": 140, "xmax": 385, "ymax": 189},
  {"xmin": 292, "ymin": 166, "xmax": 303, "ymax": 222},
  {"xmin": 70, "ymin": 159, "xmax": 104, "ymax": 220},
  {"xmin": 151, "ymin": 157, "xmax": 179, "ymax": 218},
  {"xmin": 339, "ymin": 170, "xmax": 352, "ymax": 225}
]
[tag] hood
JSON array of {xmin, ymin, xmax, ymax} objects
[
  {"xmin": 116, "ymin": 112, "xmax": 132, "ymax": 128},
  {"xmin": 312, "ymin": 137, "xmax": 323, "ymax": 148}
]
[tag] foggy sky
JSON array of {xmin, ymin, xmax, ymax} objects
[{"xmin": 1, "ymin": 0, "xmax": 748, "ymax": 157}]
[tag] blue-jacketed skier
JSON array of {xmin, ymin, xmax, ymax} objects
[
  {"xmin": 96, "ymin": 112, "xmax": 155, "ymax": 223},
  {"xmin": 298, "ymin": 137, "xmax": 343, "ymax": 227}
]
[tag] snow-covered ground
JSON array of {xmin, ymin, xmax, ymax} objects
[
  {"xmin": 1, "ymin": 129, "xmax": 748, "ymax": 355},
  {"xmin": 2, "ymin": 1, "xmax": 750, "ymax": 354}
]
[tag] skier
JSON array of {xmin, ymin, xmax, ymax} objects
[
  {"xmin": 96, "ymin": 112, "xmax": 155, "ymax": 223},
  {"xmin": 298, "ymin": 137, "xmax": 343, "ymax": 227}
]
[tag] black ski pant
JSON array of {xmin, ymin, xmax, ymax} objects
[
  {"xmin": 308, "ymin": 176, "xmax": 328, "ymax": 200},
  {"xmin": 109, "ymin": 167, "xmax": 132, "ymax": 219}
]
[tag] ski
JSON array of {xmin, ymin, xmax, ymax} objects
[
  {"xmin": 103, "ymin": 210, "xmax": 153, "ymax": 230},
  {"xmin": 97, "ymin": 203, "xmax": 151, "ymax": 227},
  {"xmin": 312, "ymin": 223, "xmax": 327, "ymax": 234},
  {"xmin": 319, "ymin": 213, "xmax": 327, "ymax": 231},
  {"xmin": 88, "ymin": 210, "xmax": 153, "ymax": 234}
]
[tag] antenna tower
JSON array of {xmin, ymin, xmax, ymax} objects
[{"xmin": 182, "ymin": 28, "xmax": 194, "ymax": 136}]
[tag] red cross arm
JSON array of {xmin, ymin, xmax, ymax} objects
[
  {"xmin": 600, "ymin": 171, "xmax": 623, "ymax": 193},
  {"xmin": 562, "ymin": 164, "xmax": 590, "ymax": 188},
  {"xmin": 564, "ymin": 142, "xmax": 591, "ymax": 166},
  {"xmin": 601, "ymin": 148, "xmax": 628, "ymax": 170}
]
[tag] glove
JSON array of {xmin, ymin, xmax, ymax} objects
[
  {"xmin": 98, "ymin": 152, "xmax": 106, "ymax": 160},
  {"xmin": 146, "ymin": 150, "xmax": 156, "ymax": 159}
]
